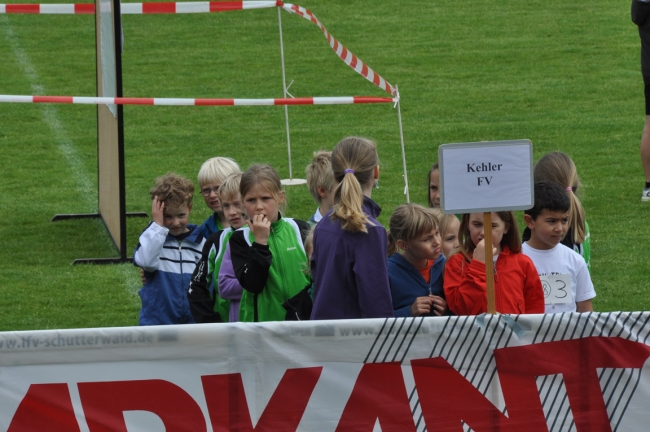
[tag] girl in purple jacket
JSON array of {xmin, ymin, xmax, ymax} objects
[{"xmin": 310, "ymin": 137, "xmax": 394, "ymax": 320}]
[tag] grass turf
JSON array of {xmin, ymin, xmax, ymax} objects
[{"xmin": 0, "ymin": 0, "xmax": 648, "ymax": 330}]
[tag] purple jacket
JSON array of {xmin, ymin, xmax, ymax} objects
[
  {"xmin": 310, "ymin": 196, "xmax": 394, "ymax": 320},
  {"xmin": 217, "ymin": 245, "xmax": 242, "ymax": 322}
]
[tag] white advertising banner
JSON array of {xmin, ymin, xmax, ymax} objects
[
  {"xmin": 2, "ymin": 312, "xmax": 650, "ymax": 431},
  {"xmin": 438, "ymin": 140, "xmax": 534, "ymax": 214}
]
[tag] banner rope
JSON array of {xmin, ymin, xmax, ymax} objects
[
  {"xmin": 0, "ymin": 95, "xmax": 395, "ymax": 106},
  {"xmin": 0, "ymin": 1, "xmax": 396, "ymax": 96}
]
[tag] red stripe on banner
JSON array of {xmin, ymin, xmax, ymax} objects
[
  {"xmin": 352, "ymin": 97, "xmax": 393, "ymax": 104},
  {"xmin": 142, "ymin": 2, "xmax": 176, "ymax": 13},
  {"xmin": 33, "ymin": 96, "xmax": 72, "ymax": 103},
  {"xmin": 340, "ymin": 46, "xmax": 348, "ymax": 61},
  {"xmin": 209, "ymin": 2, "xmax": 242, "ymax": 12},
  {"xmin": 74, "ymin": 3, "xmax": 95, "ymax": 14},
  {"xmin": 332, "ymin": 39, "xmax": 339, "ymax": 53},
  {"xmin": 372, "ymin": 71, "xmax": 381, "ymax": 87},
  {"xmin": 194, "ymin": 99, "xmax": 235, "ymax": 106},
  {"xmin": 275, "ymin": 0, "xmax": 283, "ymax": 6},
  {"xmin": 275, "ymin": 98, "xmax": 314, "ymax": 105},
  {"xmin": 360, "ymin": 63, "xmax": 369, "ymax": 78},
  {"xmin": 349, "ymin": 55, "xmax": 358, "ymax": 70},
  {"xmin": 6, "ymin": 4, "xmax": 40, "ymax": 13},
  {"xmin": 118, "ymin": 97, "xmax": 154, "ymax": 105}
]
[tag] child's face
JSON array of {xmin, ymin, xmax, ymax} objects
[
  {"xmin": 429, "ymin": 169, "xmax": 441, "ymax": 207},
  {"xmin": 243, "ymin": 184, "xmax": 283, "ymax": 223},
  {"xmin": 163, "ymin": 204, "xmax": 192, "ymax": 236},
  {"xmin": 201, "ymin": 182, "xmax": 222, "ymax": 213},
  {"xmin": 441, "ymin": 217, "xmax": 460, "ymax": 258},
  {"xmin": 404, "ymin": 228, "xmax": 442, "ymax": 264},
  {"xmin": 524, "ymin": 209, "xmax": 569, "ymax": 250},
  {"xmin": 468, "ymin": 212, "xmax": 509, "ymax": 254},
  {"xmin": 220, "ymin": 196, "xmax": 247, "ymax": 230}
]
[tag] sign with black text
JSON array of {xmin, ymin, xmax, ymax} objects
[{"xmin": 438, "ymin": 139, "xmax": 534, "ymax": 213}]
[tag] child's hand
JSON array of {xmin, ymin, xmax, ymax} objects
[
  {"xmin": 410, "ymin": 296, "xmax": 433, "ymax": 317},
  {"xmin": 249, "ymin": 214, "xmax": 271, "ymax": 245},
  {"xmin": 473, "ymin": 239, "xmax": 497, "ymax": 264},
  {"xmin": 152, "ymin": 196, "xmax": 165, "ymax": 227},
  {"xmin": 430, "ymin": 295, "xmax": 447, "ymax": 316}
]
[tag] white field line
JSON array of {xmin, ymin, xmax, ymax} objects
[
  {"xmin": 0, "ymin": 14, "xmax": 95, "ymax": 205},
  {"xmin": 2, "ymin": 15, "xmax": 138, "ymax": 291}
]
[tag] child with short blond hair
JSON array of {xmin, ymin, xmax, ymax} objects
[
  {"xmin": 197, "ymin": 156, "xmax": 241, "ymax": 237},
  {"xmin": 188, "ymin": 172, "xmax": 246, "ymax": 323},
  {"xmin": 306, "ymin": 150, "xmax": 336, "ymax": 226},
  {"xmin": 134, "ymin": 173, "xmax": 205, "ymax": 325}
]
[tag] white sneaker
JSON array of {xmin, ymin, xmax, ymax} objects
[{"xmin": 643, "ymin": 188, "xmax": 650, "ymax": 202}]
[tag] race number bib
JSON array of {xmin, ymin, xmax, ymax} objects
[{"xmin": 540, "ymin": 274, "xmax": 572, "ymax": 304}]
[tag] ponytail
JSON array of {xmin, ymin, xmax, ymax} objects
[
  {"xmin": 387, "ymin": 230, "xmax": 399, "ymax": 256},
  {"xmin": 567, "ymin": 189, "xmax": 586, "ymax": 244},
  {"xmin": 534, "ymin": 152, "xmax": 586, "ymax": 244},
  {"xmin": 330, "ymin": 137, "xmax": 379, "ymax": 233}
]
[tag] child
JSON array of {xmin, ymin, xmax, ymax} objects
[
  {"xmin": 188, "ymin": 172, "xmax": 246, "ymax": 323},
  {"xmin": 219, "ymin": 164, "xmax": 311, "ymax": 322},
  {"xmin": 134, "ymin": 173, "xmax": 205, "ymax": 325},
  {"xmin": 522, "ymin": 152, "xmax": 591, "ymax": 271},
  {"xmin": 522, "ymin": 181, "xmax": 596, "ymax": 313},
  {"xmin": 306, "ymin": 150, "xmax": 336, "ymax": 226},
  {"xmin": 387, "ymin": 204, "xmax": 449, "ymax": 317},
  {"xmin": 310, "ymin": 136, "xmax": 394, "ymax": 320},
  {"xmin": 444, "ymin": 211, "xmax": 544, "ymax": 315},
  {"xmin": 197, "ymin": 156, "xmax": 241, "ymax": 237},
  {"xmin": 428, "ymin": 162, "xmax": 441, "ymax": 208},
  {"xmin": 438, "ymin": 213, "xmax": 461, "ymax": 258}
]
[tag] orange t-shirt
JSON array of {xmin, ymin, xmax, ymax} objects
[{"xmin": 418, "ymin": 259, "xmax": 434, "ymax": 284}]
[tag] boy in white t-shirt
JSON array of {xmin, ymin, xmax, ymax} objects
[{"xmin": 522, "ymin": 181, "xmax": 596, "ymax": 313}]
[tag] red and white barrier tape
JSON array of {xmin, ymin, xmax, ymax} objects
[
  {"xmin": 0, "ymin": 1, "xmax": 277, "ymax": 14},
  {"xmin": 0, "ymin": 1, "xmax": 396, "ymax": 96},
  {"xmin": 0, "ymin": 95, "xmax": 394, "ymax": 106},
  {"xmin": 282, "ymin": 4, "xmax": 395, "ymax": 96}
]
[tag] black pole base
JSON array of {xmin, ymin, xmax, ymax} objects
[{"xmin": 72, "ymin": 256, "xmax": 134, "ymax": 265}]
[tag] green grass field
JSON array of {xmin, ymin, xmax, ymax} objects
[{"xmin": 0, "ymin": 0, "xmax": 648, "ymax": 331}]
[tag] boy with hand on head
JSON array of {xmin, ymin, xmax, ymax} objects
[
  {"xmin": 134, "ymin": 173, "xmax": 206, "ymax": 325},
  {"xmin": 306, "ymin": 150, "xmax": 336, "ymax": 226},
  {"xmin": 197, "ymin": 157, "xmax": 241, "ymax": 237},
  {"xmin": 188, "ymin": 172, "xmax": 246, "ymax": 323},
  {"xmin": 522, "ymin": 181, "xmax": 596, "ymax": 313}
]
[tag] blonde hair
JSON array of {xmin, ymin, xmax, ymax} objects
[
  {"xmin": 303, "ymin": 225, "xmax": 316, "ymax": 275},
  {"xmin": 438, "ymin": 213, "xmax": 459, "ymax": 241},
  {"xmin": 387, "ymin": 204, "xmax": 439, "ymax": 256},
  {"xmin": 218, "ymin": 172, "xmax": 243, "ymax": 202},
  {"xmin": 306, "ymin": 150, "xmax": 335, "ymax": 204},
  {"xmin": 197, "ymin": 157, "xmax": 240, "ymax": 187},
  {"xmin": 240, "ymin": 164, "xmax": 286, "ymax": 211},
  {"xmin": 428, "ymin": 162, "xmax": 439, "ymax": 207},
  {"xmin": 534, "ymin": 152, "xmax": 585, "ymax": 244},
  {"xmin": 149, "ymin": 172, "xmax": 194, "ymax": 209},
  {"xmin": 330, "ymin": 137, "xmax": 379, "ymax": 233}
]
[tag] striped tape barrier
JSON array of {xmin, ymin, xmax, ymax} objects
[
  {"xmin": 0, "ymin": 1, "xmax": 276, "ymax": 14},
  {"xmin": 0, "ymin": 1, "xmax": 396, "ymax": 95},
  {"xmin": 0, "ymin": 95, "xmax": 394, "ymax": 106}
]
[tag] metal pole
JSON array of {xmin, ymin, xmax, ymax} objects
[{"xmin": 277, "ymin": 6, "xmax": 293, "ymax": 180}]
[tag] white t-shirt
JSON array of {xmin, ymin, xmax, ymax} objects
[{"xmin": 522, "ymin": 242, "xmax": 596, "ymax": 313}]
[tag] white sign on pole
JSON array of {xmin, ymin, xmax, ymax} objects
[{"xmin": 438, "ymin": 139, "xmax": 534, "ymax": 214}]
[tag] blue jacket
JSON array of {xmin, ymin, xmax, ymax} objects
[
  {"xmin": 388, "ymin": 252, "xmax": 447, "ymax": 317},
  {"xmin": 310, "ymin": 196, "xmax": 394, "ymax": 320},
  {"xmin": 200, "ymin": 213, "xmax": 223, "ymax": 239},
  {"xmin": 134, "ymin": 222, "xmax": 205, "ymax": 325}
]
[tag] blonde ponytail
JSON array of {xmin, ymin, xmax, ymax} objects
[
  {"xmin": 331, "ymin": 137, "xmax": 379, "ymax": 233},
  {"xmin": 534, "ymin": 152, "xmax": 586, "ymax": 244}
]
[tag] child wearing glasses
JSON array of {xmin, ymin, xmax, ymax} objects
[{"xmin": 197, "ymin": 157, "xmax": 241, "ymax": 237}]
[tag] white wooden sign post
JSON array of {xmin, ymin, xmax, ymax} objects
[{"xmin": 438, "ymin": 140, "xmax": 534, "ymax": 314}]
